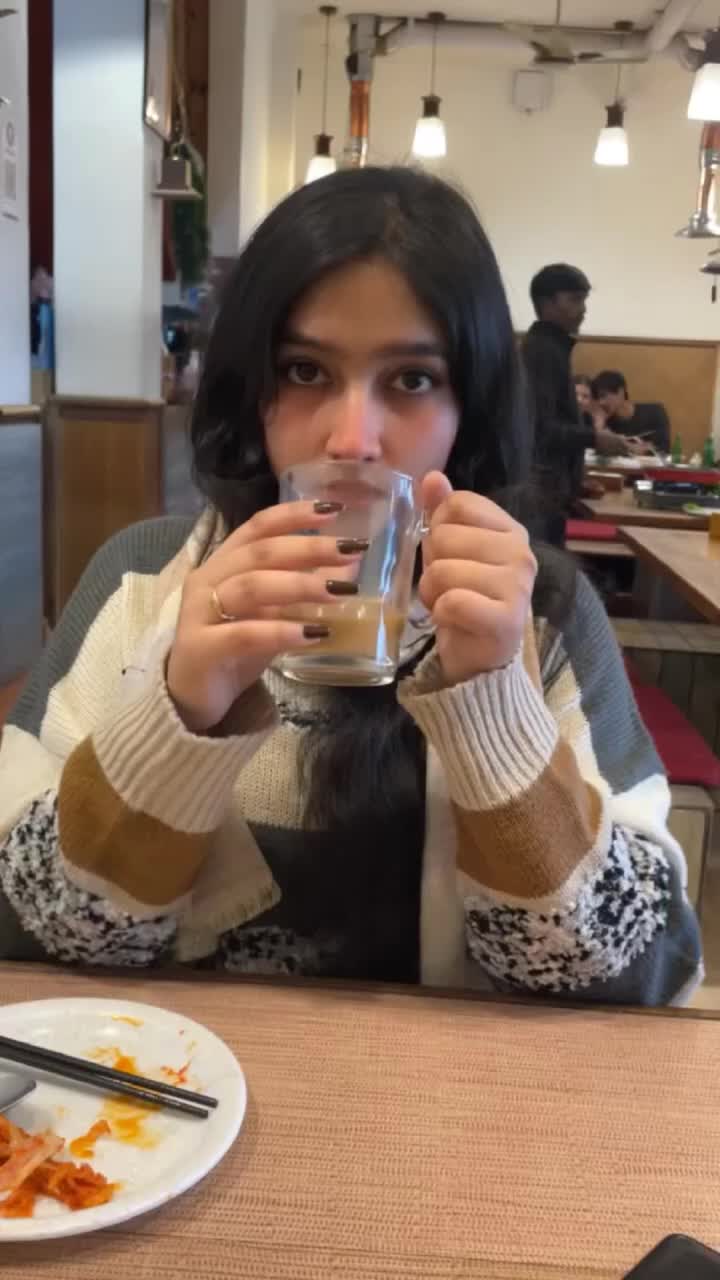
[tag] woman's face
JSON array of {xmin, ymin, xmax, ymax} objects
[
  {"xmin": 264, "ymin": 258, "xmax": 460, "ymax": 481},
  {"xmin": 575, "ymin": 381, "xmax": 592, "ymax": 412}
]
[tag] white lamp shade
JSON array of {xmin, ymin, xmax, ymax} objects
[
  {"xmin": 412, "ymin": 114, "xmax": 447, "ymax": 159},
  {"xmin": 688, "ymin": 63, "xmax": 720, "ymax": 121},
  {"xmin": 305, "ymin": 153, "xmax": 337, "ymax": 184},
  {"xmin": 594, "ymin": 126, "xmax": 629, "ymax": 167}
]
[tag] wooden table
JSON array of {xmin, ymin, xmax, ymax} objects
[
  {"xmin": 585, "ymin": 457, "xmax": 649, "ymax": 476},
  {"xmin": 4, "ymin": 966, "xmax": 720, "ymax": 1279},
  {"xmin": 620, "ymin": 527, "xmax": 720, "ymax": 624},
  {"xmin": 579, "ymin": 488, "xmax": 710, "ymax": 530}
]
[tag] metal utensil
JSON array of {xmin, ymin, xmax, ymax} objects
[{"xmin": 0, "ymin": 1071, "xmax": 36, "ymax": 1113}]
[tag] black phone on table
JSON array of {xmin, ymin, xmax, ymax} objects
[{"xmin": 624, "ymin": 1234, "xmax": 720, "ymax": 1277}]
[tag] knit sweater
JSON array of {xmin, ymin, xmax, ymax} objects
[{"xmin": 0, "ymin": 509, "xmax": 702, "ymax": 1002}]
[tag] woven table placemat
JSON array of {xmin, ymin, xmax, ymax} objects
[{"xmin": 2, "ymin": 966, "xmax": 720, "ymax": 1279}]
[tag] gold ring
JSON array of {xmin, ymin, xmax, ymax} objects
[{"xmin": 210, "ymin": 586, "xmax": 238, "ymax": 624}]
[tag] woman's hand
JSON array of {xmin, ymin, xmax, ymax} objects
[
  {"xmin": 167, "ymin": 502, "xmax": 365, "ymax": 734},
  {"xmin": 418, "ymin": 473, "xmax": 537, "ymax": 687}
]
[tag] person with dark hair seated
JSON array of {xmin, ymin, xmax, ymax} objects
[
  {"xmin": 522, "ymin": 265, "xmax": 629, "ymax": 544},
  {"xmin": 591, "ymin": 370, "xmax": 671, "ymax": 455},
  {"xmin": 0, "ymin": 169, "xmax": 700, "ymax": 1004}
]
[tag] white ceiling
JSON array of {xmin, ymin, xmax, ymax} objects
[{"xmin": 285, "ymin": 1, "xmax": 717, "ymax": 32}]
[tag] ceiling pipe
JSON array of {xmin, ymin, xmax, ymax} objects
[
  {"xmin": 345, "ymin": 14, "xmax": 377, "ymax": 168},
  {"xmin": 640, "ymin": 0, "xmax": 698, "ymax": 56},
  {"xmin": 372, "ymin": 0, "xmax": 702, "ymax": 68},
  {"xmin": 676, "ymin": 121, "xmax": 720, "ymax": 239}
]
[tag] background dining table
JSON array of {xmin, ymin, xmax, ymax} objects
[
  {"xmin": 620, "ymin": 526, "xmax": 720, "ymax": 625},
  {"xmin": 578, "ymin": 488, "xmax": 710, "ymax": 531},
  {"xmin": 3, "ymin": 964, "xmax": 720, "ymax": 1280}
]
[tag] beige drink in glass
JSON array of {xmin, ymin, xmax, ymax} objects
[{"xmin": 277, "ymin": 461, "xmax": 424, "ymax": 687}]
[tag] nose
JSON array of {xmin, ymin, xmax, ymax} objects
[{"xmin": 324, "ymin": 384, "xmax": 383, "ymax": 463}]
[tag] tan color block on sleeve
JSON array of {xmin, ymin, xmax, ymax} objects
[
  {"xmin": 59, "ymin": 737, "xmax": 211, "ymax": 910},
  {"xmin": 454, "ymin": 736, "xmax": 604, "ymax": 899}
]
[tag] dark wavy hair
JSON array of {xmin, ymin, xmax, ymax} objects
[
  {"xmin": 591, "ymin": 370, "xmax": 628, "ymax": 399},
  {"xmin": 190, "ymin": 166, "xmax": 564, "ymax": 839}
]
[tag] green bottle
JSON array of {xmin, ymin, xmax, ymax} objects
[
  {"xmin": 671, "ymin": 434, "xmax": 683, "ymax": 464},
  {"xmin": 702, "ymin": 435, "xmax": 716, "ymax": 467}
]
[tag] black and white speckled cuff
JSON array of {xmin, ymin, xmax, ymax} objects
[
  {"xmin": 1, "ymin": 792, "xmax": 176, "ymax": 966},
  {"xmin": 464, "ymin": 824, "xmax": 672, "ymax": 993}
]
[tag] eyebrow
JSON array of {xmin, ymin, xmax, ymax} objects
[{"xmin": 280, "ymin": 329, "xmax": 447, "ymax": 360}]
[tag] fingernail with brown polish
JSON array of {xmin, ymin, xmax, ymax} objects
[
  {"xmin": 303, "ymin": 624, "xmax": 331, "ymax": 639},
  {"xmin": 337, "ymin": 538, "xmax": 370, "ymax": 554},
  {"xmin": 314, "ymin": 500, "xmax": 345, "ymax": 515},
  {"xmin": 326, "ymin": 579, "xmax": 359, "ymax": 596}
]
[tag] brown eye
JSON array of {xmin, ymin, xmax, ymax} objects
[
  {"xmin": 284, "ymin": 361, "xmax": 327, "ymax": 386},
  {"xmin": 391, "ymin": 370, "xmax": 436, "ymax": 394}
]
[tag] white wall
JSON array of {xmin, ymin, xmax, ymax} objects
[
  {"xmin": 207, "ymin": 0, "xmax": 245, "ymax": 257},
  {"xmin": 296, "ymin": 28, "xmax": 719, "ymax": 341},
  {"xmin": 208, "ymin": 0, "xmax": 299, "ymax": 256},
  {"xmin": 0, "ymin": 1, "xmax": 30, "ymax": 404},
  {"xmin": 53, "ymin": 0, "xmax": 162, "ymax": 398}
]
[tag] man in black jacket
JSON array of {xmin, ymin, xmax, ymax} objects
[{"xmin": 522, "ymin": 264, "xmax": 627, "ymax": 543}]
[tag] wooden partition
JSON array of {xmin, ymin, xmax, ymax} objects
[
  {"xmin": 574, "ymin": 335, "xmax": 719, "ymax": 457},
  {"xmin": 45, "ymin": 396, "xmax": 164, "ymax": 622},
  {"xmin": 0, "ymin": 406, "xmax": 43, "ymax": 685}
]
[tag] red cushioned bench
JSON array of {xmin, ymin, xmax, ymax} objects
[
  {"xmin": 625, "ymin": 659, "xmax": 719, "ymax": 910},
  {"xmin": 625, "ymin": 660, "xmax": 720, "ymax": 788},
  {"xmin": 565, "ymin": 520, "xmax": 635, "ymax": 563},
  {"xmin": 566, "ymin": 519, "xmax": 619, "ymax": 542}
]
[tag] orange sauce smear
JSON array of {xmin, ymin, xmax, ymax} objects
[
  {"xmin": 87, "ymin": 1049, "xmax": 160, "ymax": 1150},
  {"xmin": 84, "ymin": 1046, "xmax": 198, "ymax": 1149},
  {"xmin": 69, "ymin": 1119, "xmax": 111, "ymax": 1160},
  {"xmin": 160, "ymin": 1061, "xmax": 191, "ymax": 1087}
]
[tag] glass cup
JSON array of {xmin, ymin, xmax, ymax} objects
[{"xmin": 277, "ymin": 460, "xmax": 425, "ymax": 687}]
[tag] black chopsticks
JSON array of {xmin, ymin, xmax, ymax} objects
[{"xmin": 0, "ymin": 1034, "xmax": 218, "ymax": 1120}]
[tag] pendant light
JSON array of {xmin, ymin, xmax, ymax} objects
[
  {"xmin": 305, "ymin": 6, "xmax": 338, "ymax": 184},
  {"xmin": 412, "ymin": 12, "xmax": 447, "ymax": 160},
  {"xmin": 688, "ymin": 28, "xmax": 720, "ymax": 121},
  {"xmin": 594, "ymin": 62, "xmax": 629, "ymax": 167}
]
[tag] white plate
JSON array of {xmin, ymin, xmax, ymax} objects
[{"xmin": 0, "ymin": 997, "xmax": 246, "ymax": 1242}]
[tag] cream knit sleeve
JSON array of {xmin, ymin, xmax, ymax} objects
[
  {"xmin": 0, "ymin": 518, "xmax": 278, "ymax": 961},
  {"xmin": 399, "ymin": 571, "xmax": 702, "ymax": 1004}
]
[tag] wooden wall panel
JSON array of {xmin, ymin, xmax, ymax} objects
[
  {"xmin": 574, "ymin": 336, "xmax": 719, "ymax": 457},
  {"xmin": 45, "ymin": 397, "xmax": 163, "ymax": 621},
  {"xmin": 183, "ymin": 0, "xmax": 209, "ymax": 160}
]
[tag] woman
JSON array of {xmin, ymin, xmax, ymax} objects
[
  {"xmin": 573, "ymin": 374, "xmax": 598, "ymax": 429},
  {"xmin": 0, "ymin": 168, "xmax": 700, "ymax": 1001},
  {"xmin": 573, "ymin": 376, "xmax": 607, "ymax": 501}
]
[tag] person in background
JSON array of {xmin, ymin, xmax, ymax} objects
[
  {"xmin": 591, "ymin": 370, "xmax": 671, "ymax": 455},
  {"xmin": 522, "ymin": 265, "xmax": 629, "ymax": 544},
  {"xmin": 571, "ymin": 376, "xmax": 605, "ymax": 501},
  {"xmin": 573, "ymin": 374, "xmax": 606, "ymax": 432}
]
